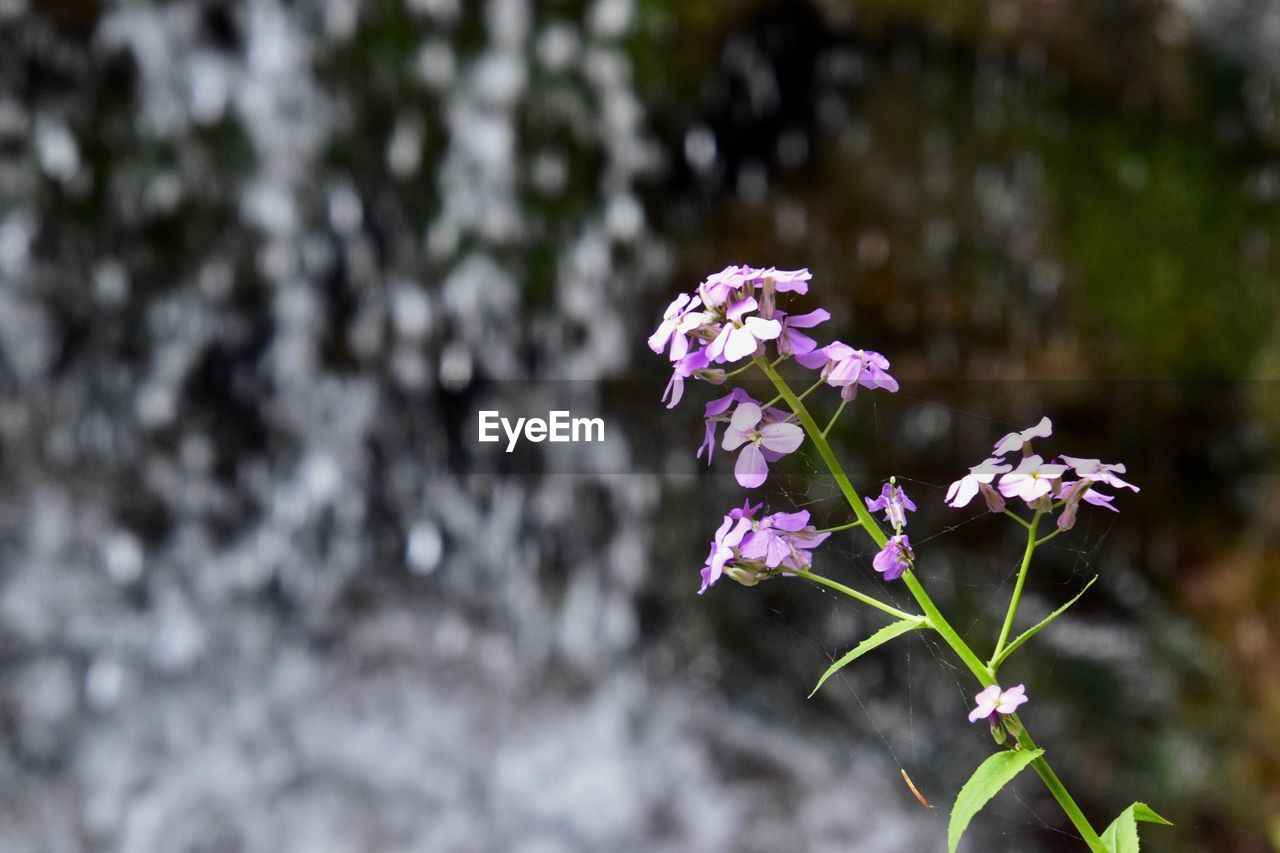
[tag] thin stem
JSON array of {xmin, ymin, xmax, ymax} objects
[
  {"xmin": 1035, "ymin": 528, "xmax": 1065, "ymax": 548},
  {"xmin": 754, "ymin": 357, "xmax": 1104, "ymax": 851},
  {"xmin": 1002, "ymin": 508, "xmax": 1032, "ymax": 530},
  {"xmin": 992, "ymin": 511, "xmax": 1042, "ymax": 662},
  {"xmin": 820, "ymin": 399, "xmax": 847, "ymax": 438},
  {"xmin": 723, "ymin": 362, "xmax": 756, "ymax": 379},
  {"xmin": 1016, "ymin": 726, "xmax": 1107, "ymax": 853},
  {"xmin": 788, "ymin": 569, "xmax": 921, "ymax": 623},
  {"xmin": 816, "ymin": 520, "xmax": 863, "ymax": 534}
]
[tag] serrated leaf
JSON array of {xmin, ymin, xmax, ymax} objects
[
  {"xmin": 990, "ymin": 576, "xmax": 1098, "ymax": 670},
  {"xmin": 808, "ymin": 618, "xmax": 923, "ymax": 698},
  {"xmin": 1100, "ymin": 802, "xmax": 1173, "ymax": 853},
  {"xmin": 949, "ymin": 749, "xmax": 1044, "ymax": 852}
]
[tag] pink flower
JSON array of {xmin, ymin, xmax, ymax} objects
[
  {"xmin": 968, "ymin": 684, "xmax": 1028, "ymax": 723},
  {"xmin": 739, "ymin": 509, "xmax": 831, "ymax": 572},
  {"xmin": 1059, "ymin": 456, "xmax": 1139, "ymax": 492},
  {"xmin": 945, "ymin": 458, "xmax": 1013, "ymax": 509},
  {"xmin": 705, "ymin": 296, "xmax": 782, "ymax": 364},
  {"xmin": 721, "ymin": 401, "xmax": 804, "ymax": 488},
  {"xmin": 756, "ymin": 267, "xmax": 813, "ymax": 317},
  {"xmin": 699, "ymin": 265, "xmax": 754, "ymax": 308},
  {"xmin": 648, "ymin": 292, "xmax": 707, "ymax": 361},
  {"xmin": 776, "ymin": 308, "xmax": 830, "ymax": 356},
  {"xmin": 998, "ymin": 454, "xmax": 1068, "ymax": 503},
  {"xmin": 662, "ymin": 349, "xmax": 709, "ymax": 409},
  {"xmin": 992, "ymin": 417, "xmax": 1053, "ymax": 456}
]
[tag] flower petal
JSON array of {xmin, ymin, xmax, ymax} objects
[{"xmin": 734, "ymin": 444, "xmax": 769, "ymax": 488}]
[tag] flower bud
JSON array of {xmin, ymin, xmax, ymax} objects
[
  {"xmin": 695, "ymin": 368, "xmax": 727, "ymax": 385},
  {"xmin": 1003, "ymin": 714, "xmax": 1024, "ymax": 738},
  {"xmin": 989, "ymin": 719, "xmax": 1008, "ymax": 745},
  {"xmin": 980, "ymin": 483, "xmax": 1005, "ymax": 513}
]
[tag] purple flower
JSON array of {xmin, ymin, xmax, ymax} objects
[
  {"xmin": 722, "ymin": 401, "xmax": 805, "ymax": 488},
  {"xmin": 998, "ymin": 454, "xmax": 1068, "ymax": 503},
  {"xmin": 1059, "ymin": 456, "xmax": 1139, "ymax": 492},
  {"xmin": 872, "ymin": 534, "xmax": 913, "ymax": 581},
  {"xmin": 968, "ymin": 684, "xmax": 1028, "ymax": 724},
  {"xmin": 697, "ymin": 388, "xmax": 756, "ymax": 463},
  {"xmin": 699, "ymin": 265, "xmax": 754, "ymax": 308},
  {"xmin": 756, "ymin": 267, "xmax": 812, "ymax": 317},
  {"xmin": 662, "ymin": 348, "xmax": 709, "ymax": 409},
  {"xmin": 1055, "ymin": 480, "xmax": 1119, "ymax": 530},
  {"xmin": 776, "ymin": 308, "xmax": 830, "ymax": 356},
  {"xmin": 992, "ymin": 417, "xmax": 1053, "ymax": 456},
  {"xmin": 796, "ymin": 342, "xmax": 898, "ymax": 400},
  {"xmin": 648, "ymin": 292, "xmax": 708, "ymax": 361},
  {"xmin": 705, "ymin": 296, "xmax": 782, "ymax": 364},
  {"xmin": 865, "ymin": 480, "xmax": 917, "ymax": 531},
  {"xmin": 740, "ymin": 509, "xmax": 831, "ymax": 571},
  {"xmin": 699, "ymin": 509, "xmax": 755, "ymax": 594},
  {"xmin": 945, "ymin": 458, "xmax": 1014, "ymax": 509}
]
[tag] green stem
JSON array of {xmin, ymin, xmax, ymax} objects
[
  {"xmin": 1002, "ymin": 508, "xmax": 1032, "ymax": 529},
  {"xmin": 753, "ymin": 357, "xmax": 1105, "ymax": 852},
  {"xmin": 992, "ymin": 511, "xmax": 1042, "ymax": 662},
  {"xmin": 820, "ymin": 399, "xmax": 847, "ymax": 438},
  {"xmin": 816, "ymin": 520, "xmax": 863, "ymax": 534},
  {"xmin": 787, "ymin": 569, "xmax": 920, "ymax": 623},
  {"xmin": 1035, "ymin": 528, "xmax": 1065, "ymax": 548}
]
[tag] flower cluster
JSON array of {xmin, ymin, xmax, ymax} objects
[
  {"xmin": 699, "ymin": 503, "xmax": 831, "ymax": 594},
  {"xmin": 866, "ymin": 479, "xmax": 917, "ymax": 581},
  {"xmin": 650, "ymin": 266, "xmax": 899, "ymax": 490},
  {"xmin": 944, "ymin": 417, "xmax": 1138, "ymax": 529}
]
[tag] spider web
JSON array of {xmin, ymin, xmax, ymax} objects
[{"xmin": 747, "ymin": 395, "xmax": 1117, "ymax": 848}]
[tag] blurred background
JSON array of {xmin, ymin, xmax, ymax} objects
[{"xmin": 2, "ymin": 0, "xmax": 1279, "ymax": 850}]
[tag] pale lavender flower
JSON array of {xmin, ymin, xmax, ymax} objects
[
  {"xmin": 757, "ymin": 267, "xmax": 812, "ymax": 316},
  {"xmin": 705, "ymin": 296, "xmax": 782, "ymax": 364},
  {"xmin": 648, "ymin": 292, "xmax": 707, "ymax": 361},
  {"xmin": 1059, "ymin": 456, "xmax": 1140, "ymax": 492},
  {"xmin": 662, "ymin": 348, "xmax": 709, "ymax": 409},
  {"xmin": 796, "ymin": 341, "xmax": 898, "ymax": 400},
  {"xmin": 697, "ymin": 388, "xmax": 755, "ymax": 463},
  {"xmin": 945, "ymin": 458, "xmax": 1014, "ymax": 509},
  {"xmin": 699, "ymin": 508, "xmax": 755, "ymax": 594},
  {"xmin": 872, "ymin": 534, "xmax": 913, "ymax": 581},
  {"xmin": 998, "ymin": 454, "xmax": 1069, "ymax": 503},
  {"xmin": 992, "ymin": 417, "xmax": 1053, "ymax": 456},
  {"xmin": 1056, "ymin": 480, "xmax": 1119, "ymax": 530},
  {"xmin": 776, "ymin": 308, "xmax": 830, "ymax": 356},
  {"xmin": 722, "ymin": 401, "xmax": 805, "ymax": 488},
  {"xmin": 866, "ymin": 480, "xmax": 917, "ymax": 531},
  {"xmin": 968, "ymin": 684, "xmax": 1028, "ymax": 723},
  {"xmin": 700, "ymin": 265, "xmax": 754, "ymax": 308}
]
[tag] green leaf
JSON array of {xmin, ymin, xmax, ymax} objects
[
  {"xmin": 1100, "ymin": 802, "xmax": 1173, "ymax": 853},
  {"xmin": 808, "ymin": 618, "xmax": 923, "ymax": 698},
  {"xmin": 990, "ymin": 576, "xmax": 1098, "ymax": 670},
  {"xmin": 948, "ymin": 749, "xmax": 1044, "ymax": 853}
]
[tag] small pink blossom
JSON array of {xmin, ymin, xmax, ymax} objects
[
  {"xmin": 968, "ymin": 684, "xmax": 1028, "ymax": 723},
  {"xmin": 866, "ymin": 481, "xmax": 916, "ymax": 531},
  {"xmin": 992, "ymin": 417, "xmax": 1053, "ymax": 456},
  {"xmin": 1056, "ymin": 480, "xmax": 1119, "ymax": 530},
  {"xmin": 998, "ymin": 454, "xmax": 1068, "ymax": 503},
  {"xmin": 722, "ymin": 401, "xmax": 804, "ymax": 488}
]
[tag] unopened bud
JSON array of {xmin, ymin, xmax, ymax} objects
[
  {"xmin": 989, "ymin": 719, "xmax": 1008, "ymax": 745},
  {"xmin": 980, "ymin": 484, "xmax": 1005, "ymax": 513},
  {"xmin": 1003, "ymin": 714, "xmax": 1024, "ymax": 738}
]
